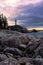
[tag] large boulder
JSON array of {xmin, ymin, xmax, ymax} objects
[
  {"xmin": 4, "ymin": 34, "xmax": 30, "ymax": 47},
  {"xmin": 23, "ymin": 40, "xmax": 41, "ymax": 57},
  {"xmin": 4, "ymin": 47, "xmax": 23, "ymax": 57}
]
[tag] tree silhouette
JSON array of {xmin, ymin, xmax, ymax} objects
[{"xmin": 0, "ymin": 13, "xmax": 8, "ymax": 29}]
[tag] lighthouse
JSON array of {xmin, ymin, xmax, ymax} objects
[{"xmin": 15, "ymin": 19, "xmax": 17, "ymax": 25}]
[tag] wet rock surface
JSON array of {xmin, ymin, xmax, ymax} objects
[{"xmin": 0, "ymin": 30, "xmax": 43, "ymax": 65}]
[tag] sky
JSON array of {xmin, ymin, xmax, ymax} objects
[{"xmin": 0, "ymin": 0, "xmax": 43, "ymax": 28}]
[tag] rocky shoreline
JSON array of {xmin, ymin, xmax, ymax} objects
[{"xmin": 0, "ymin": 30, "xmax": 43, "ymax": 65}]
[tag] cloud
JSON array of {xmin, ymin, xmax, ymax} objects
[
  {"xmin": 0, "ymin": 0, "xmax": 43, "ymax": 26},
  {"xmin": 10, "ymin": 1, "xmax": 43, "ymax": 27}
]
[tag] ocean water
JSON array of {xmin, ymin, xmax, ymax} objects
[
  {"xmin": 29, "ymin": 31, "xmax": 43, "ymax": 37},
  {"xmin": 18, "ymin": 20, "xmax": 43, "ymax": 36},
  {"xmin": 18, "ymin": 24, "xmax": 43, "ymax": 36}
]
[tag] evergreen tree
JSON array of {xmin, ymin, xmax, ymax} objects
[{"xmin": 0, "ymin": 13, "xmax": 8, "ymax": 29}]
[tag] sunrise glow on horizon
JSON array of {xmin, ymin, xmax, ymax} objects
[{"xmin": 27, "ymin": 27, "xmax": 43, "ymax": 31}]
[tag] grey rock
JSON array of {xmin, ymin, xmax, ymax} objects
[
  {"xmin": 0, "ymin": 57, "xmax": 17, "ymax": 65},
  {"xmin": 18, "ymin": 44, "xmax": 26, "ymax": 51},
  {"xmin": 4, "ymin": 47, "xmax": 22, "ymax": 57},
  {"xmin": 26, "ymin": 63, "xmax": 33, "ymax": 65},
  {"xmin": 0, "ymin": 54, "xmax": 8, "ymax": 62}
]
